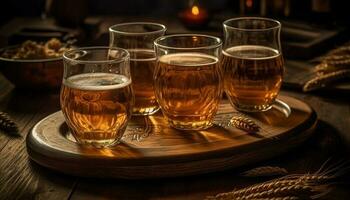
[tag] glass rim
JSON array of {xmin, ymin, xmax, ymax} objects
[
  {"xmin": 223, "ymin": 17, "xmax": 281, "ymax": 32},
  {"xmin": 154, "ymin": 34, "xmax": 222, "ymax": 50},
  {"xmin": 109, "ymin": 22, "xmax": 166, "ymax": 35},
  {"xmin": 63, "ymin": 46, "xmax": 130, "ymax": 64}
]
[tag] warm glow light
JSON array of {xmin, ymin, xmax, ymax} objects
[
  {"xmin": 191, "ymin": 5, "xmax": 200, "ymax": 15},
  {"xmin": 246, "ymin": 0, "xmax": 253, "ymax": 8}
]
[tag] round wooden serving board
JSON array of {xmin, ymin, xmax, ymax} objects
[{"xmin": 27, "ymin": 95, "xmax": 317, "ymax": 179}]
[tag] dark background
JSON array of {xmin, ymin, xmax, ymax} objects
[
  {"xmin": 1, "ymin": 0, "xmax": 349, "ymax": 59},
  {"xmin": 1, "ymin": 0, "xmax": 349, "ymax": 26}
]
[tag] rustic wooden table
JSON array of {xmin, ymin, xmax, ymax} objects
[
  {"xmin": 0, "ymin": 83, "xmax": 349, "ymax": 200},
  {"xmin": 0, "ymin": 17, "xmax": 350, "ymax": 200}
]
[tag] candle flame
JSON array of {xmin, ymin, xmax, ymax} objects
[
  {"xmin": 246, "ymin": 0, "xmax": 253, "ymax": 8},
  {"xmin": 191, "ymin": 5, "xmax": 200, "ymax": 16}
]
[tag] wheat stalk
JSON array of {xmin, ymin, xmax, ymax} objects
[
  {"xmin": 324, "ymin": 55, "xmax": 350, "ymax": 65},
  {"xmin": 206, "ymin": 175, "xmax": 329, "ymax": 200},
  {"xmin": 303, "ymin": 69, "xmax": 350, "ymax": 92},
  {"xmin": 207, "ymin": 197, "xmax": 299, "ymax": 200},
  {"xmin": 229, "ymin": 116, "xmax": 260, "ymax": 133},
  {"xmin": 249, "ymin": 197, "xmax": 299, "ymax": 200},
  {"xmin": 241, "ymin": 166, "xmax": 288, "ymax": 177},
  {"xmin": 315, "ymin": 54, "xmax": 350, "ymax": 74},
  {"xmin": 316, "ymin": 44, "xmax": 350, "ymax": 67},
  {"xmin": 315, "ymin": 63, "xmax": 349, "ymax": 74},
  {"xmin": 206, "ymin": 179, "xmax": 307, "ymax": 200},
  {"xmin": 310, "ymin": 44, "xmax": 350, "ymax": 88},
  {"xmin": 0, "ymin": 112, "xmax": 19, "ymax": 135},
  {"xmin": 325, "ymin": 58, "xmax": 350, "ymax": 66},
  {"xmin": 327, "ymin": 45, "xmax": 350, "ymax": 56},
  {"xmin": 239, "ymin": 185, "xmax": 315, "ymax": 199},
  {"xmin": 206, "ymin": 159, "xmax": 347, "ymax": 200}
]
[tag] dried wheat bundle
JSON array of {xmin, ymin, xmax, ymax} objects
[
  {"xmin": 229, "ymin": 116, "xmax": 260, "ymax": 133},
  {"xmin": 303, "ymin": 69, "xmax": 350, "ymax": 92},
  {"xmin": 324, "ymin": 53, "xmax": 350, "ymax": 60},
  {"xmin": 308, "ymin": 44, "xmax": 350, "ymax": 90},
  {"xmin": 314, "ymin": 63, "xmax": 349, "ymax": 74},
  {"xmin": 324, "ymin": 57, "xmax": 350, "ymax": 66},
  {"xmin": 206, "ymin": 159, "xmax": 347, "ymax": 200},
  {"xmin": 317, "ymin": 45, "xmax": 350, "ymax": 66},
  {"xmin": 327, "ymin": 45, "xmax": 350, "ymax": 56},
  {"xmin": 241, "ymin": 166, "xmax": 288, "ymax": 177},
  {"xmin": 0, "ymin": 112, "xmax": 19, "ymax": 134},
  {"xmin": 315, "ymin": 56, "xmax": 350, "ymax": 74},
  {"xmin": 238, "ymin": 184, "xmax": 318, "ymax": 200},
  {"xmin": 205, "ymin": 178, "xmax": 316, "ymax": 200},
  {"xmin": 249, "ymin": 197, "xmax": 299, "ymax": 200}
]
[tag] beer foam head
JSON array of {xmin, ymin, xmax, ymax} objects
[
  {"xmin": 64, "ymin": 73, "xmax": 131, "ymax": 90},
  {"xmin": 223, "ymin": 45, "xmax": 280, "ymax": 60},
  {"xmin": 159, "ymin": 53, "xmax": 218, "ymax": 66}
]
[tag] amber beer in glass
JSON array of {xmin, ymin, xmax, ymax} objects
[
  {"xmin": 109, "ymin": 22, "xmax": 166, "ymax": 115},
  {"xmin": 154, "ymin": 34, "xmax": 222, "ymax": 130},
  {"xmin": 222, "ymin": 17, "xmax": 284, "ymax": 112},
  {"xmin": 60, "ymin": 47, "xmax": 133, "ymax": 147}
]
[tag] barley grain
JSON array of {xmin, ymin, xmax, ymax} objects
[
  {"xmin": 229, "ymin": 116, "xmax": 260, "ymax": 133},
  {"xmin": 303, "ymin": 69, "xmax": 350, "ymax": 92}
]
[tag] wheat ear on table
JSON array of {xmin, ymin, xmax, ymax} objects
[
  {"xmin": 0, "ymin": 111, "xmax": 19, "ymax": 135},
  {"xmin": 229, "ymin": 116, "xmax": 260, "ymax": 133}
]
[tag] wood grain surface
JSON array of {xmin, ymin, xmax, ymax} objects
[
  {"xmin": 0, "ymin": 92, "xmax": 76, "ymax": 200},
  {"xmin": 27, "ymin": 95, "xmax": 317, "ymax": 179}
]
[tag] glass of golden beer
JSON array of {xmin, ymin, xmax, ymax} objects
[
  {"xmin": 109, "ymin": 22, "xmax": 166, "ymax": 116},
  {"xmin": 154, "ymin": 34, "xmax": 223, "ymax": 130},
  {"xmin": 222, "ymin": 17, "xmax": 284, "ymax": 112},
  {"xmin": 60, "ymin": 47, "xmax": 134, "ymax": 147}
]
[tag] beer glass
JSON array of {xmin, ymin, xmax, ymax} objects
[
  {"xmin": 61, "ymin": 47, "xmax": 133, "ymax": 147},
  {"xmin": 154, "ymin": 34, "xmax": 223, "ymax": 130},
  {"xmin": 222, "ymin": 17, "xmax": 284, "ymax": 112},
  {"xmin": 109, "ymin": 22, "xmax": 166, "ymax": 116}
]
